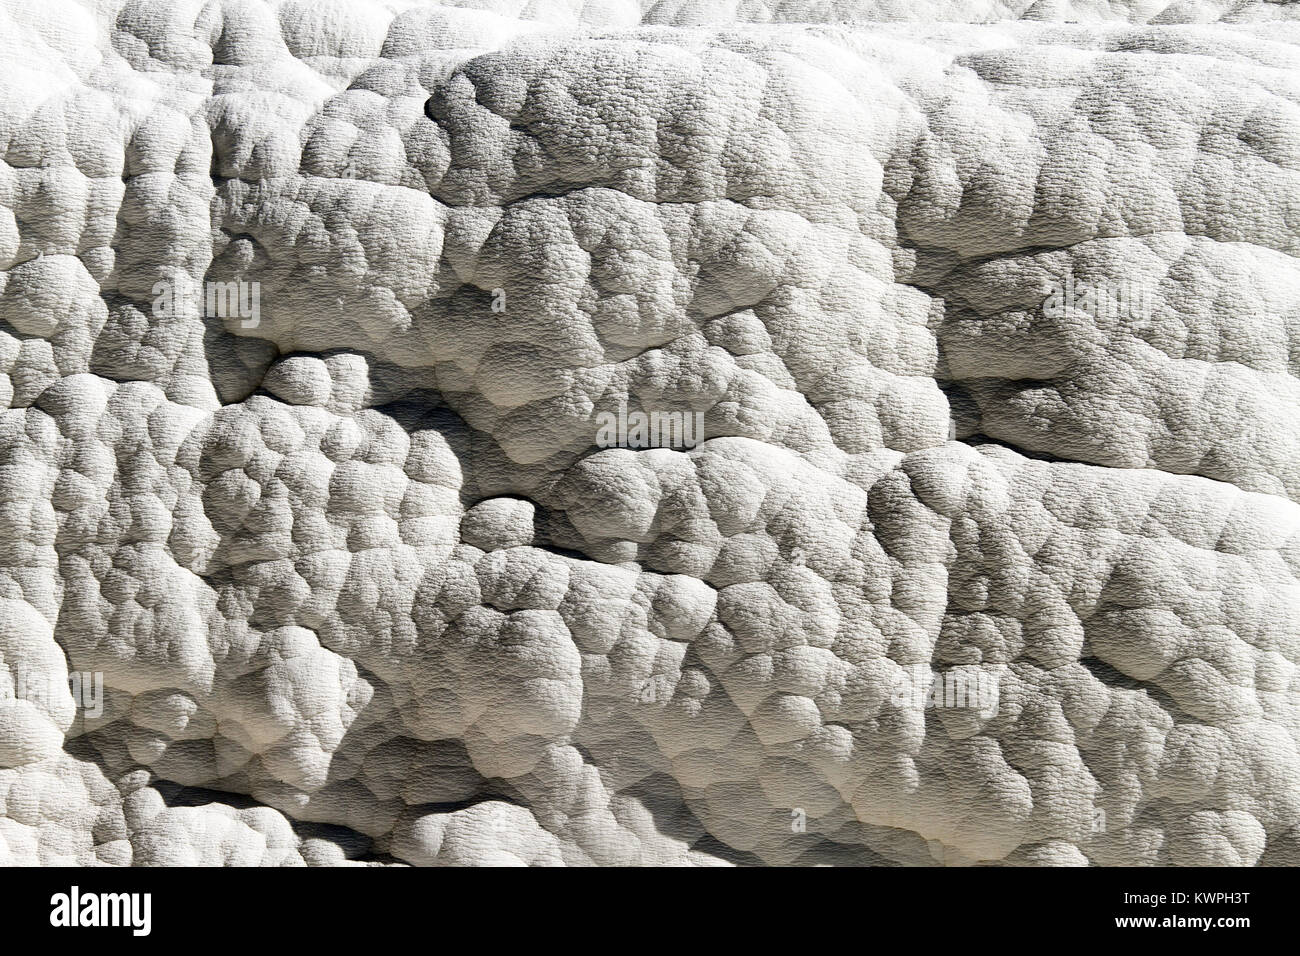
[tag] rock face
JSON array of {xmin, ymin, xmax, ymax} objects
[{"xmin": 1, "ymin": 0, "xmax": 1298, "ymax": 867}]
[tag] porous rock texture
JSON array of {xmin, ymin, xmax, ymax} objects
[{"xmin": 2, "ymin": 0, "xmax": 1300, "ymax": 866}]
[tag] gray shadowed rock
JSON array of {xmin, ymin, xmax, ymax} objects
[{"xmin": 0, "ymin": 0, "xmax": 1298, "ymax": 866}]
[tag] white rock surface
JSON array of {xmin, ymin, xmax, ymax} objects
[{"xmin": 0, "ymin": 0, "xmax": 1298, "ymax": 865}]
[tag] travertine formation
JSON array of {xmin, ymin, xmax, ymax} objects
[{"xmin": 2, "ymin": 0, "xmax": 1299, "ymax": 865}]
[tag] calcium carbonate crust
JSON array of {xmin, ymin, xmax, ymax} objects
[{"xmin": 1, "ymin": 0, "xmax": 1299, "ymax": 866}]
